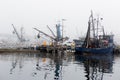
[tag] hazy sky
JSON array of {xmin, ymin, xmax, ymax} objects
[{"xmin": 0, "ymin": 0, "xmax": 120, "ymax": 42}]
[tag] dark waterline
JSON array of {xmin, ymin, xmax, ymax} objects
[{"xmin": 0, "ymin": 52, "xmax": 120, "ymax": 80}]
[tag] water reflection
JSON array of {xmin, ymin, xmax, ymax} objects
[
  {"xmin": 35, "ymin": 51, "xmax": 65, "ymax": 80},
  {"xmin": 0, "ymin": 52, "xmax": 115, "ymax": 80},
  {"xmin": 75, "ymin": 53, "xmax": 114, "ymax": 80}
]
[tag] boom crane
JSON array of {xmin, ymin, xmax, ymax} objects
[
  {"xmin": 12, "ymin": 24, "xmax": 26, "ymax": 42},
  {"xmin": 33, "ymin": 28, "xmax": 56, "ymax": 41},
  {"xmin": 47, "ymin": 25, "xmax": 56, "ymax": 37},
  {"xmin": 12, "ymin": 24, "xmax": 22, "ymax": 42},
  {"xmin": 34, "ymin": 21, "xmax": 69, "ymax": 47}
]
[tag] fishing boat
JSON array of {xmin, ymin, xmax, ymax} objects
[{"xmin": 74, "ymin": 11, "xmax": 114, "ymax": 54}]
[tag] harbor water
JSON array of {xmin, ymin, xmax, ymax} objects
[{"xmin": 0, "ymin": 52, "xmax": 120, "ymax": 80}]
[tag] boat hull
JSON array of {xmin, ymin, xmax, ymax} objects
[{"xmin": 75, "ymin": 46, "xmax": 113, "ymax": 54}]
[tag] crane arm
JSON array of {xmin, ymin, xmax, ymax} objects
[
  {"xmin": 12, "ymin": 24, "xmax": 21, "ymax": 41},
  {"xmin": 47, "ymin": 25, "xmax": 56, "ymax": 37},
  {"xmin": 33, "ymin": 28, "xmax": 55, "ymax": 40}
]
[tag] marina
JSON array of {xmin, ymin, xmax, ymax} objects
[{"xmin": 0, "ymin": 10, "xmax": 120, "ymax": 80}]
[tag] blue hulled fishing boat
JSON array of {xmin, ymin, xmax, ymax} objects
[{"xmin": 74, "ymin": 11, "xmax": 114, "ymax": 54}]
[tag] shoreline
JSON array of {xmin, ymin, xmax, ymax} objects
[{"xmin": 0, "ymin": 48, "xmax": 40, "ymax": 53}]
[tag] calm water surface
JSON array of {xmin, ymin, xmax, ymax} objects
[{"xmin": 0, "ymin": 52, "xmax": 120, "ymax": 80}]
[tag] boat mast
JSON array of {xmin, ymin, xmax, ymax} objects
[
  {"xmin": 62, "ymin": 19, "xmax": 66, "ymax": 44},
  {"xmin": 102, "ymin": 26, "xmax": 105, "ymax": 36},
  {"xmin": 96, "ymin": 15, "xmax": 99, "ymax": 39},
  {"xmin": 82, "ymin": 16, "xmax": 91, "ymax": 48},
  {"xmin": 91, "ymin": 11, "xmax": 96, "ymax": 39},
  {"xmin": 100, "ymin": 18, "xmax": 105, "ymax": 36}
]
